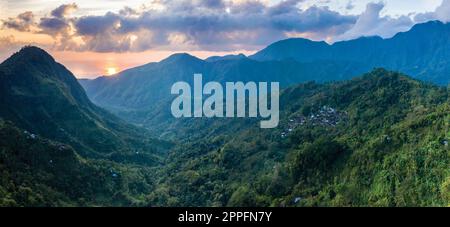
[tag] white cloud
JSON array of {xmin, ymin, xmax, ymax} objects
[
  {"xmin": 416, "ymin": 0, "xmax": 450, "ymax": 22},
  {"xmin": 1, "ymin": 0, "xmax": 450, "ymax": 52},
  {"xmin": 335, "ymin": 2, "xmax": 414, "ymax": 41}
]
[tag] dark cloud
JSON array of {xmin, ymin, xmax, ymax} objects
[
  {"xmin": 1, "ymin": 11, "xmax": 35, "ymax": 32},
  {"xmin": 268, "ymin": 5, "xmax": 356, "ymax": 32},
  {"xmin": 119, "ymin": 6, "xmax": 139, "ymax": 16},
  {"xmin": 230, "ymin": 0, "xmax": 265, "ymax": 14},
  {"xmin": 1, "ymin": 1, "xmax": 357, "ymax": 52},
  {"xmin": 51, "ymin": 3, "xmax": 78, "ymax": 18},
  {"xmin": 34, "ymin": 0, "xmax": 352, "ymax": 52},
  {"xmin": 2, "ymin": 0, "xmax": 448, "ymax": 53},
  {"xmin": 268, "ymin": 0, "xmax": 302, "ymax": 15},
  {"xmin": 39, "ymin": 17, "xmax": 69, "ymax": 34},
  {"xmin": 75, "ymin": 13, "xmax": 120, "ymax": 36},
  {"xmin": 202, "ymin": 0, "xmax": 226, "ymax": 9}
]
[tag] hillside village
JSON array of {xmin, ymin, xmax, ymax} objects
[{"xmin": 281, "ymin": 106, "xmax": 347, "ymax": 138}]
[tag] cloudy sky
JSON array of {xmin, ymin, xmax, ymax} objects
[{"xmin": 1, "ymin": 0, "xmax": 449, "ymax": 78}]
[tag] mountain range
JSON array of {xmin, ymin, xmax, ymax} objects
[
  {"xmin": 148, "ymin": 69, "xmax": 449, "ymax": 206},
  {"xmin": 0, "ymin": 46, "xmax": 178, "ymax": 206},
  {"xmin": 81, "ymin": 21, "xmax": 450, "ymax": 139},
  {"xmin": 0, "ymin": 21, "xmax": 449, "ymax": 207},
  {"xmin": 0, "ymin": 47, "xmax": 170, "ymax": 164},
  {"xmin": 251, "ymin": 20, "xmax": 450, "ymax": 85}
]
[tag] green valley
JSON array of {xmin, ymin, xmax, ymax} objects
[
  {"xmin": 143, "ymin": 69, "xmax": 449, "ymax": 207},
  {"xmin": 0, "ymin": 47, "xmax": 448, "ymax": 207}
]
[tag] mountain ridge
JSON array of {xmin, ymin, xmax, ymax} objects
[
  {"xmin": 0, "ymin": 46, "xmax": 169, "ymax": 164},
  {"xmin": 80, "ymin": 21, "xmax": 450, "ymax": 127},
  {"xmin": 250, "ymin": 20, "xmax": 450, "ymax": 85},
  {"xmin": 145, "ymin": 69, "xmax": 450, "ymax": 206},
  {"xmin": 1, "ymin": 47, "xmax": 448, "ymax": 206}
]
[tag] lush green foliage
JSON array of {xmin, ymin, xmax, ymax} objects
[
  {"xmin": 81, "ymin": 20, "xmax": 450, "ymax": 128},
  {"xmin": 144, "ymin": 69, "xmax": 450, "ymax": 207},
  {"xmin": 0, "ymin": 47, "xmax": 168, "ymax": 206},
  {"xmin": 0, "ymin": 47, "xmax": 170, "ymax": 165},
  {"xmin": 0, "ymin": 47, "xmax": 448, "ymax": 207},
  {"xmin": 0, "ymin": 120, "xmax": 158, "ymax": 206}
]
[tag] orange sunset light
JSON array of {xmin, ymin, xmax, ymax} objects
[{"xmin": 106, "ymin": 67, "xmax": 118, "ymax": 76}]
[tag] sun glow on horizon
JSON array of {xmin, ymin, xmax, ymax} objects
[
  {"xmin": 106, "ymin": 67, "xmax": 118, "ymax": 75},
  {"xmin": 48, "ymin": 50, "xmax": 256, "ymax": 79}
]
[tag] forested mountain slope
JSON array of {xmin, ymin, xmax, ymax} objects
[
  {"xmin": 0, "ymin": 47, "xmax": 169, "ymax": 164},
  {"xmin": 145, "ymin": 69, "xmax": 449, "ymax": 206}
]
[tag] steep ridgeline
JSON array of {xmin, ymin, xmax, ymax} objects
[
  {"xmin": 0, "ymin": 47, "xmax": 169, "ymax": 165},
  {"xmin": 80, "ymin": 53, "xmax": 367, "ymax": 110},
  {"xmin": 80, "ymin": 54, "xmax": 367, "ymax": 137},
  {"xmin": 251, "ymin": 21, "xmax": 450, "ymax": 85},
  {"xmin": 80, "ymin": 21, "xmax": 450, "ymax": 139},
  {"xmin": 146, "ymin": 69, "xmax": 450, "ymax": 207}
]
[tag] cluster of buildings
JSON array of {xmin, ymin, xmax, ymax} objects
[{"xmin": 281, "ymin": 106, "xmax": 347, "ymax": 138}]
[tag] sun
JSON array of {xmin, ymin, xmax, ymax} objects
[{"xmin": 106, "ymin": 67, "xmax": 117, "ymax": 75}]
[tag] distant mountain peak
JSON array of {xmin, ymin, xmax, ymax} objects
[
  {"xmin": 353, "ymin": 36, "xmax": 384, "ymax": 41},
  {"xmin": 162, "ymin": 53, "xmax": 203, "ymax": 63},
  {"xmin": 250, "ymin": 37, "xmax": 329, "ymax": 62},
  {"xmin": 266, "ymin": 38, "xmax": 330, "ymax": 49},
  {"xmin": 205, "ymin": 53, "xmax": 247, "ymax": 62},
  {"xmin": 412, "ymin": 20, "xmax": 444, "ymax": 28},
  {"xmin": 407, "ymin": 20, "xmax": 447, "ymax": 33},
  {"xmin": 276, "ymin": 37, "xmax": 327, "ymax": 44}
]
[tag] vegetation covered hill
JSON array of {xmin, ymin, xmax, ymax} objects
[
  {"xmin": 0, "ymin": 47, "xmax": 448, "ymax": 207},
  {"xmin": 0, "ymin": 47, "xmax": 170, "ymax": 206},
  {"xmin": 0, "ymin": 47, "xmax": 169, "ymax": 164},
  {"xmin": 0, "ymin": 120, "xmax": 158, "ymax": 206},
  {"xmin": 145, "ymin": 69, "xmax": 449, "ymax": 206}
]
